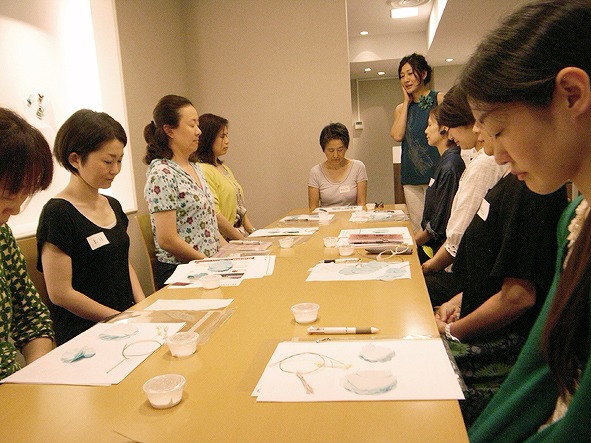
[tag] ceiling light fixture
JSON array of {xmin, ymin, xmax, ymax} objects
[
  {"xmin": 360, "ymin": 31, "xmax": 369, "ymax": 36},
  {"xmin": 390, "ymin": 7, "xmax": 418, "ymax": 18},
  {"xmin": 378, "ymin": 71, "xmax": 386, "ymax": 76},
  {"xmin": 386, "ymin": 0, "xmax": 429, "ymax": 7},
  {"xmin": 364, "ymin": 68, "xmax": 372, "ymax": 72},
  {"xmin": 446, "ymin": 58, "xmax": 454, "ymax": 62}
]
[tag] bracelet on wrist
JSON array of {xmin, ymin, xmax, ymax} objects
[{"xmin": 444, "ymin": 323, "xmax": 461, "ymax": 343}]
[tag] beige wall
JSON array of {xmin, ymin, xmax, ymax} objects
[
  {"xmin": 183, "ymin": 0, "xmax": 352, "ymax": 226},
  {"xmin": 115, "ymin": 0, "xmax": 352, "ymax": 293},
  {"xmin": 116, "ymin": 0, "xmax": 189, "ymax": 294},
  {"xmin": 350, "ymin": 78, "xmax": 398, "ymax": 204}
]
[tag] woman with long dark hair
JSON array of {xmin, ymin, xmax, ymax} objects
[
  {"xmin": 196, "ymin": 114, "xmax": 256, "ymax": 240},
  {"xmin": 458, "ymin": 1, "xmax": 591, "ymax": 440},
  {"xmin": 390, "ymin": 53, "xmax": 443, "ymax": 231}
]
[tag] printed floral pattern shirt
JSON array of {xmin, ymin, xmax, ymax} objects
[
  {"xmin": 0, "ymin": 224, "xmax": 54, "ymax": 380},
  {"xmin": 144, "ymin": 159, "xmax": 220, "ymax": 264}
]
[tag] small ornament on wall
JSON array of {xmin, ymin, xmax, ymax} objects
[{"xmin": 36, "ymin": 94, "xmax": 45, "ymax": 120}]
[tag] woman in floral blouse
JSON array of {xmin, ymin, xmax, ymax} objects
[
  {"xmin": 144, "ymin": 95, "xmax": 223, "ymax": 288},
  {"xmin": 0, "ymin": 108, "xmax": 54, "ymax": 379}
]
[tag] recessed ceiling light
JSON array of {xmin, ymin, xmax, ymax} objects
[
  {"xmin": 360, "ymin": 31, "xmax": 369, "ymax": 36},
  {"xmin": 446, "ymin": 58, "xmax": 454, "ymax": 62},
  {"xmin": 364, "ymin": 68, "xmax": 372, "ymax": 72},
  {"xmin": 387, "ymin": 0, "xmax": 429, "ymax": 6},
  {"xmin": 378, "ymin": 71, "xmax": 385, "ymax": 76},
  {"xmin": 390, "ymin": 7, "xmax": 419, "ymax": 19}
]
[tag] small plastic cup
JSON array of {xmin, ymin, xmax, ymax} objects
[
  {"xmin": 318, "ymin": 211, "xmax": 331, "ymax": 224},
  {"xmin": 201, "ymin": 274, "xmax": 221, "ymax": 289},
  {"xmin": 279, "ymin": 237, "xmax": 294, "ymax": 248},
  {"xmin": 366, "ymin": 203, "xmax": 376, "ymax": 212},
  {"xmin": 291, "ymin": 302, "xmax": 320, "ymax": 324},
  {"xmin": 338, "ymin": 244, "xmax": 355, "ymax": 256},
  {"xmin": 166, "ymin": 331, "xmax": 199, "ymax": 357},
  {"xmin": 323, "ymin": 236, "xmax": 338, "ymax": 248},
  {"xmin": 143, "ymin": 374, "xmax": 186, "ymax": 409}
]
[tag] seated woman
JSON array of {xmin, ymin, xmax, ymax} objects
[
  {"xmin": 308, "ymin": 123, "xmax": 367, "ymax": 211},
  {"xmin": 421, "ymin": 86, "xmax": 508, "ymax": 302},
  {"xmin": 196, "ymin": 113, "xmax": 256, "ymax": 240},
  {"xmin": 37, "ymin": 110, "xmax": 145, "ymax": 345},
  {"xmin": 0, "ymin": 108, "xmax": 54, "ymax": 379},
  {"xmin": 415, "ymin": 104, "xmax": 465, "ymax": 263},
  {"xmin": 459, "ymin": 2, "xmax": 591, "ymax": 440},
  {"xmin": 144, "ymin": 95, "xmax": 223, "ymax": 288},
  {"xmin": 431, "ymin": 118, "xmax": 568, "ymax": 427}
]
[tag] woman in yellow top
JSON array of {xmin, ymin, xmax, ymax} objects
[{"xmin": 196, "ymin": 114, "xmax": 256, "ymax": 240}]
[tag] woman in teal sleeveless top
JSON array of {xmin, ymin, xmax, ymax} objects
[{"xmin": 390, "ymin": 54, "xmax": 443, "ymax": 231}]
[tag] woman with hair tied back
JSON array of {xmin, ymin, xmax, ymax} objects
[
  {"xmin": 390, "ymin": 53, "xmax": 444, "ymax": 232},
  {"xmin": 144, "ymin": 95, "xmax": 223, "ymax": 289},
  {"xmin": 196, "ymin": 113, "xmax": 256, "ymax": 240},
  {"xmin": 457, "ymin": 1, "xmax": 591, "ymax": 441},
  {"xmin": 0, "ymin": 108, "xmax": 54, "ymax": 379},
  {"xmin": 37, "ymin": 109, "xmax": 145, "ymax": 345},
  {"xmin": 308, "ymin": 122, "xmax": 367, "ymax": 211},
  {"xmin": 414, "ymin": 103, "xmax": 465, "ymax": 263}
]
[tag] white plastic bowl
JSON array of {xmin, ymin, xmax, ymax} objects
[
  {"xmin": 323, "ymin": 236, "xmax": 338, "ymax": 248},
  {"xmin": 338, "ymin": 245, "xmax": 355, "ymax": 256},
  {"xmin": 166, "ymin": 331, "xmax": 199, "ymax": 357},
  {"xmin": 143, "ymin": 374, "xmax": 186, "ymax": 409},
  {"xmin": 318, "ymin": 212, "xmax": 331, "ymax": 224},
  {"xmin": 279, "ymin": 237, "xmax": 294, "ymax": 248},
  {"xmin": 201, "ymin": 274, "xmax": 221, "ymax": 289},
  {"xmin": 291, "ymin": 302, "xmax": 320, "ymax": 324}
]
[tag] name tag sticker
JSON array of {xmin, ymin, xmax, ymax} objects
[
  {"xmin": 87, "ymin": 232, "xmax": 110, "ymax": 250},
  {"xmin": 339, "ymin": 185, "xmax": 351, "ymax": 194},
  {"xmin": 477, "ymin": 199, "xmax": 490, "ymax": 221},
  {"xmin": 429, "ymin": 178, "xmax": 435, "ymax": 187}
]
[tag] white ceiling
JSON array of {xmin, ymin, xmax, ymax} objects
[{"xmin": 347, "ymin": 0, "xmax": 531, "ymax": 79}]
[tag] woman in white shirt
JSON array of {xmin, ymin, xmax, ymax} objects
[{"xmin": 308, "ymin": 123, "xmax": 367, "ymax": 212}]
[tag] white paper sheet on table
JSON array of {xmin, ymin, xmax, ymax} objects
[
  {"xmin": 1, "ymin": 322, "xmax": 184, "ymax": 386},
  {"xmin": 248, "ymin": 227, "xmax": 318, "ymax": 237},
  {"xmin": 348, "ymin": 210, "xmax": 408, "ymax": 223},
  {"xmin": 165, "ymin": 255, "xmax": 275, "ymax": 287},
  {"xmin": 145, "ymin": 299, "xmax": 233, "ymax": 311},
  {"xmin": 338, "ymin": 227, "xmax": 413, "ymax": 246},
  {"xmin": 313, "ymin": 206, "xmax": 362, "ymax": 213},
  {"xmin": 253, "ymin": 339, "xmax": 464, "ymax": 402},
  {"xmin": 306, "ymin": 261, "xmax": 410, "ymax": 281},
  {"xmin": 280, "ymin": 214, "xmax": 334, "ymax": 222}
]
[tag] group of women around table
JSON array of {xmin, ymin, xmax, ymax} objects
[{"xmin": 1, "ymin": 0, "xmax": 590, "ymax": 440}]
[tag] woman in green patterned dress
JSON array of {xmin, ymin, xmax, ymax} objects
[{"xmin": 0, "ymin": 108, "xmax": 54, "ymax": 379}]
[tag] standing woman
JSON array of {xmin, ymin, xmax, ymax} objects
[
  {"xmin": 459, "ymin": 0, "xmax": 591, "ymax": 441},
  {"xmin": 390, "ymin": 53, "xmax": 444, "ymax": 231},
  {"xmin": 144, "ymin": 95, "xmax": 223, "ymax": 288},
  {"xmin": 0, "ymin": 108, "xmax": 54, "ymax": 379},
  {"xmin": 308, "ymin": 122, "xmax": 367, "ymax": 211},
  {"xmin": 37, "ymin": 109, "xmax": 145, "ymax": 345},
  {"xmin": 196, "ymin": 113, "xmax": 256, "ymax": 240}
]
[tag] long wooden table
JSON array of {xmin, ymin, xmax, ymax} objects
[{"xmin": 0, "ymin": 207, "xmax": 468, "ymax": 442}]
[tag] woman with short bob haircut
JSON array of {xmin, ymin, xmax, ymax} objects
[
  {"xmin": 0, "ymin": 108, "xmax": 54, "ymax": 379},
  {"xmin": 308, "ymin": 122, "xmax": 367, "ymax": 211},
  {"xmin": 38, "ymin": 109, "xmax": 145, "ymax": 345},
  {"xmin": 459, "ymin": 0, "xmax": 591, "ymax": 441}
]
